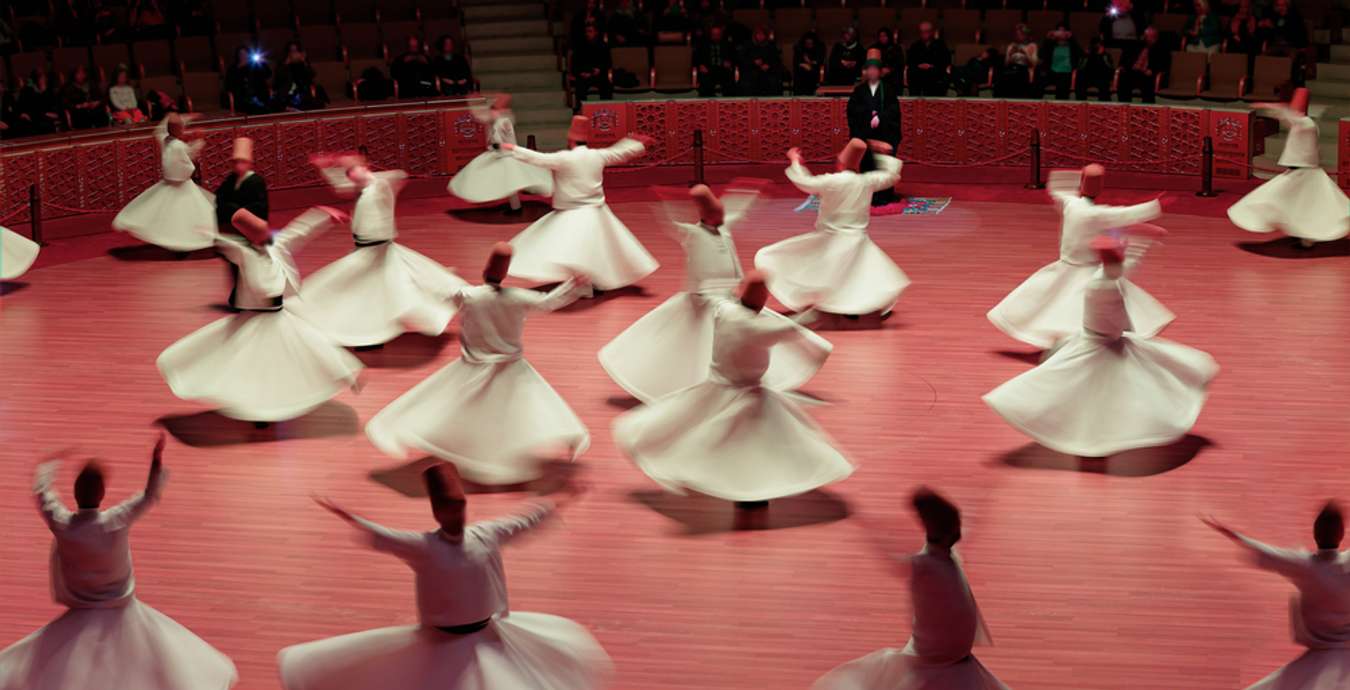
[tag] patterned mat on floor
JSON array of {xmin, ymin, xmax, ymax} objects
[{"xmin": 794, "ymin": 196, "xmax": 953, "ymax": 215}]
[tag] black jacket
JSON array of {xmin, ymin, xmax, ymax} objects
[
  {"xmin": 907, "ymin": 39, "xmax": 951, "ymax": 74},
  {"xmin": 214, "ymin": 172, "xmax": 269, "ymax": 233},
  {"xmin": 846, "ymin": 80, "xmax": 901, "ymax": 148}
]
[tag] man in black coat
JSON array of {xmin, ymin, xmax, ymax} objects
[
  {"xmin": 847, "ymin": 49, "xmax": 902, "ymax": 206},
  {"xmin": 1117, "ymin": 26, "xmax": 1169, "ymax": 103},
  {"xmin": 214, "ymin": 137, "xmax": 269, "ymax": 308},
  {"xmin": 906, "ymin": 22, "xmax": 950, "ymax": 97},
  {"xmin": 693, "ymin": 24, "xmax": 736, "ymax": 97}
]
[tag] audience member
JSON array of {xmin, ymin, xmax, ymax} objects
[
  {"xmin": 739, "ymin": 26, "xmax": 781, "ymax": 96},
  {"xmin": 107, "ymin": 65, "xmax": 147, "ymax": 124},
  {"xmin": 356, "ymin": 65, "xmax": 393, "ymax": 101},
  {"xmin": 1042, "ymin": 25, "xmax": 1083, "ymax": 101},
  {"xmin": 906, "ymin": 22, "xmax": 950, "ymax": 96},
  {"xmin": 1226, "ymin": 0, "xmax": 1260, "ymax": 54},
  {"xmin": 1100, "ymin": 0, "xmax": 1150, "ymax": 49},
  {"xmin": 1076, "ymin": 36, "xmax": 1115, "ymax": 101},
  {"xmin": 571, "ymin": 23, "xmax": 613, "ymax": 109},
  {"xmin": 62, "ymin": 65, "xmax": 109, "ymax": 129},
  {"xmin": 1118, "ymin": 26, "xmax": 1168, "ymax": 103},
  {"xmin": 951, "ymin": 46, "xmax": 998, "ymax": 97},
  {"xmin": 391, "ymin": 36, "xmax": 438, "ymax": 98},
  {"xmin": 871, "ymin": 28, "xmax": 904, "ymax": 91},
  {"xmin": 432, "ymin": 35, "xmax": 473, "ymax": 95},
  {"xmin": 792, "ymin": 32, "xmax": 826, "ymax": 96},
  {"xmin": 130, "ymin": 0, "xmax": 170, "ymax": 39},
  {"xmin": 997, "ymin": 23, "xmax": 1039, "ymax": 99},
  {"xmin": 225, "ymin": 46, "xmax": 273, "ymax": 114},
  {"xmin": 1258, "ymin": 0, "xmax": 1307, "ymax": 55},
  {"xmin": 275, "ymin": 42, "xmax": 328, "ymax": 111},
  {"xmin": 656, "ymin": 0, "xmax": 690, "ymax": 37},
  {"xmin": 694, "ymin": 24, "xmax": 737, "ymax": 96},
  {"xmin": 608, "ymin": 0, "xmax": 648, "ymax": 46},
  {"xmin": 572, "ymin": 0, "xmax": 608, "ymax": 45},
  {"xmin": 1185, "ymin": 0, "xmax": 1222, "ymax": 53},
  {"xmin": 827, "ymin": 26, "xmax": 863, "ymax": 86}
]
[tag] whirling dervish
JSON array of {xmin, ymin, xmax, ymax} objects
[
  {"xmin": 1, "ymin": 225, "xmax": 40, "ymax": 281},
  {"xmin": 500, "ymin": 116, "xmax": 658, "ymax": 292},
  {"xmin": 157, "ymin": 206, "xmax": 363, "ymax": 424},
  {"xmin": 987, "ymin": 164, "xmax": 1171, "ymax": 351},
  {"xmin": 447, "ymin": 93, "xmax": 553, "ymax": 213},
  {"xmin": 598, "ymin": 181, "xmax": 831, "ymax": 403},
  {"xmin": 983, "ymin": 233, "xmax": 1219, "ymax": 458},
  {"xmin": 111, "ymin": 113, "xmax": 217, "ymax": 253},
  {"xmin": 288, "ymin": 152, "xmax": 467, "ymax": 348},
  {"xmin": 0, "ymin": 435, "xmax": 238, "ymax": 690},
  {"xmin": 279, "ymin": 464, "xmax": 613, "ymax": 690},
  {"xmin": 814, "ymin": 488, "xmax": 1012, "ymax": 690},
  {"xmin": 754, "ymin": 140, "xmax": 908, "ymax": 318},
  {"xmin": 613, "ymin": 271, "xmax": 853, "ymax": 510},
  {"xmin": 365, "ymin": 243, "xmax": 591, "ymax": 485},
  {"xmin": 1202, "ymin": 503, "xmax": 1350, "ymax": 689},
  {"xmin": 1228, "ymin": 88, "xmax": 1350, "ymax": 248}
]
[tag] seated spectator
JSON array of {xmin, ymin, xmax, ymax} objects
[
  {"xmin": 145, "ymin": 86, "xmax": 179, "ymax": 120},
  {"xmin": 1258, "ymin": 0, "xmax": 1307, "ymax": 56},
  {"xmin": 225, "ymin": 47, "xmax": 274, "ymax": 114},
  {"xmin": 793, "ymin": 32, "xmax": 826, "ymax": 96},
  {"xmin": 356, "ymin": 65, "xmax": 394, "ymax": 101},
  {"xmin": 1100, "ymin": 0, "xmax": 1150, "ymax": 49},
  {"xmin": 432, "ymin": 36, "xmax": 473, "ymax": 95},
  {"xmin": 1225, "ymin": 0, "xmax": 1260, "ymax": 54},
  {"xmin": 694, "ymin": 24, "xmax": 737, "ymax": 96},
  {"xmin": 1118, "ymin": 26, "xmax": 1168, "ymax": 103},
  {"xmin": 996, "ymin": 23, "xmax": 1039, "ymax": 99},
  {"xmin": 571, "ymin": 23, "xmax": 613, "ymax": 109},
  {"xmin": 92, "ymin": 2, "xmax": 123, "ymax": 44},
  {"xmin": 1042, "ymin": 24, "xmax": 1083, "ymax": 100},
  {"xmin": 62, "ymin": 65, "xmax": 109, "ymax": 129},
  {"xmin": 738, "ymin": 26, "xmax": 781, "ymax": 96},
  {"xmin": 608, "ymin": 0, "xmax": 648, "ymax": 46},
  {"xmin": 951, "ymin": 46, "xmax": 999, "ymax": 97},
  {"xmin": 870, "ymin": 28, "xmax": 904, "ymax": 91},
  {"xmin": 656, "ymin": 0, "xmax": 690, "ymax": 38},
  {"xmin": 275, "ymin": 42, "xmax": 328, "ymax": 111},
  {"xmin": 130, "ymin": 0, "xmax": 170, "ymax": 39},
  {"xmin": 1076, "ymin": 36, "xmax": 1115, "ymax": 101},
  {"xmin": 1184, "ymin": 0, "xmax": 1222, "ymax": 53},
  {"xmin": 826, "ymin": 26, "xmax": 864, "ymax": 86},
  {"xmin": 906, "ymin": 22, "xmax": 950, "ymax": 97},
  {"xmin": 391, "ymin": 36, "xmax": 439, "ymax": 98},
  {"xmin": 107, "ymin": 64, "xmax": 147, "ymax": 124},
  {"xmin": 572, "ymin": 0, "xmax": 607, "ymax": 46}
]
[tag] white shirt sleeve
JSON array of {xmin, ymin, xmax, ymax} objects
[
  {"xmin": 1236, "ymin": 532, "xmax": 1312, "ymax": 582},
  {"xmin": 33, "ymin": 462, "xmax": 71, "ymax": 530},
  {"xmin": 319, "ymin": 166, "xmax": 360, "ymax": 195},
  {"xmin": 274, "ymin": 208, "xmax": 336, "ymax": 254},
  {"xmin": 352, "ymin": 516, "xmax": 428, "ymax": 562},
  {"xmin": 1082, "ymin": 198, "xmax": 1162, "ymax": 229},
  {"xmin": 475, "ymin": 501, "xmax": 555, "ymax": 547},
  {"xmin": 784, "ymin": 161, "xmax": 828, "ymax": 195},
  {"xmin": 518, "ymin": 278, "xmax": 586, "ymax": 312},
  {"xmin": 510, "ymin": 146, "xmax": 568, "ymax": 170},
  {"xmin": 862, "ymin": 154, "xmax": 902, "ymax": 192},
  {"xmin": 596, "ymin": 138, "xmax": 646, "ymax": 166}
]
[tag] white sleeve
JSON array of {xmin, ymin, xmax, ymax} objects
[
  {"xmin": 319, "ymin": 166, "xmax": 360, "ymax": 195},
  {"xmin": 597, "ymin": 138, "xmax": 646, "ymax": 166},
  {"xmin": 274, "ymin": 208, "xmax": 336, "ymax": 254},
  {"xmin": 519, "ymin": 278, "xmax": 586, "ymax": 312},
  {"xmin": 373, "ymin": 170, "xmax": 409, "ymax": 196},
  {"xmin": 1235, "ymin": 533, "xmax": 1312, "ymax": 582},
  {"xmin": 510, "ymin": 145, "xmax": 567, "ymax": 170},
  {"xmin": 475, "ymin": 502, "xmax": 555, "ymax": 547},
  {"xmin": 1083, "ymin": 199, "xmax": 1162, "ymax": 229},
  {"xmin": 784, "ymin": 161, "xmax": 827, "ymax": 195},
  {"xmin": 33, "ymin": 462, "xmax": 71, "ymax": 530},
  {"xmin": 862, "ymin": 154, "xmax": 901, "ymax": 192},
  {"xmin": 153, "ymin": 116, "xmax": 170, "ymax": 147},
  {"xmin": 352, "ymin": 516, "xmax": 428, "ymax": 562}
]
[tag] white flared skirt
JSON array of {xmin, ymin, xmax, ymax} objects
[
  {"xmin": 814, "ymin": 646, "xmax": 1011, "ymax": 690},
  {"xmin": 1, "ymin": 226, "xmax": 40, "ymax": 280},
  {"xmin": 112, "ymin": 179, "xmax": 218, "ymax": 252},
  {"xmin": 1228, "ymin": 168, "xmax": 1350, "ymax": 242},
  {"xmin": 157, "ymin": 309, "xmax": 363, "ymax": 422},
  {"xmin": 1245, "ymin": 649, "xmax": 1350, "ymax": 690},
  {"xmin": 448, "ymin": 151, "xmax": 554, "ymax": 203},
  {"xmin": 598, "ymin": 292, "xmax": 833, "ymax": 403},
  {"xmin": 289, "ymin": 242, "xmax": 468, "ymax": 347},
  {"xmin": 366, "ymin": 356, "xmax": 590, "ymax": 485},
  {"xmin": 507, "ymin": 205, "xmax": 658, "ymax": 291},
  {"xmin": 754, "ymin": 229, "xmax": 909, "ymax": 315},
  {"xmin": 987, "ymin": 261, "xmax": 1174, "ymax": 350},
  {"xmin": 983, "ymin": 332, "xmax": 1218, "ymax": 457},
  {"xmin": 614, "ymin": 381, "xmax": 854, "ymax": 502},
  {"xmin": 277, "ymin": 613, "xmax": 612, "ymax": 690},
  {"xmin": 0, "ymin": 599, "xmax": 237, "ymax": 690}
]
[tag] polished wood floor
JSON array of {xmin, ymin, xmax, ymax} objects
[{"xmin": 3, "ymin": 183, "xmax": 1349, "ymax": 690}]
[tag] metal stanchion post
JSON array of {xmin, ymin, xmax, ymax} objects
[
  {"xmin": 28, "ymin": 184, "xmax": 44, "ymax": 246},
  {"xmin": 693, "ymin": 129, "xmax": 705, "ymax": 185},
  {"xmin": 1025, "ymin": 129, "xmax": 1044, "ymax": 190},
  {"xmin": 1197, "ymin": 136, "xmax": 1217, "ymax": 197},
  {"xmin": 526, "ymin": 134, "xmax": 537, "ymax": 150}
]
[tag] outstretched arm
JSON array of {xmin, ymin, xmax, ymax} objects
[
  {"xmin": 153, "ymin": 115, "xmax": 170, "ymax": 147},
  {"xmin": 476, "ymin": 500, "xmax": 556, "ymax": 547},
  {"xmin": 315, "ymin": 497, "xmax": 426, "ymax": 561},
  {"xmin": 862, "ymin": 154, "xmax": 902, "ymax": 192},
  {"xmin": 523, "ymin": 274, "xmax": 592, "ymax": 312},
  {"xmin": 1201, "ymin": 515, "xmax": 1308, "ymax": 581},
  {"xmin": 373, "ymin": 169, "xmax": 409, "ymax": 197},
  {"xmin": 309, "ymin": 154, "xmax": 360, "ymax": 196},
  {"xmin": 1251, "ymin": 102, "xmax": 1300, "ymax": 126},
  {"xmin": 33, "ymin": 461, "xmax": 72, "ymax": 530},
  {"xmin": 104, "ymin": 433, "xmax": 168, "ymax": 528},
  {"xmin": 784, "ymin": 148, "xmax": 828, "ymax": 195},
  {"xmin": 274, "ymin": 206, "xmax": 347, "ymax": 254},
  {"xmin": 1083, "ymin": 198, "xmax": 1162, "ymax": 230},
  {"xmin": 508, "ymin": 144, "xmax": 568, "ymax": 171},
  {"xmin": 596, "ymin": 137, "xmax": 647, "ymax": 166}
]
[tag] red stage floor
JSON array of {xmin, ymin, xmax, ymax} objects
[{"xmin": 2, "ymin": 180, "xmax": 1349, "ymax": 690}]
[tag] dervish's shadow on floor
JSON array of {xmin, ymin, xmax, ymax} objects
[
  {"xmin": 369, "ymin": 457, "xmax": 582, "ymax": 497},
  {"xmin": 157, "ymin": 401, "xmax": 360, "ymax": 446},
  {"xmin": 446, "ymin": 201, "xmax": 551, "ymax": 225},
  {"xmin": 0, "ymin": 281, "xmax": 30, "ymax": 297},
  {"xmin": 994, "ymin": 349, "xmax": 1045, "ymax": 366},
  {"xmin": 352, "ymin": 332, "xmax": 457, "ymax": 369},
  {"xmin": 605, "ymin": 395, "xmax": 642, "ymax": 411},
  {"xmin": 108, "ymin": 245, "xmax": 215, "ymax": 262},
  {"xmin": 553, "ymin": 285, "xmax": 647, "ymax": 312},
  {"xmin": 629, "ymin": 488, "xmax": 851, "ymax": 535},
  {"xmin": 993, "ymin": 434, "xmax": 1213, "ymax": 477},
  {"xmin": 1235, "ymin": 237, "xmax": 1350, "ymax": 259},
  {"xmin": 808, "ymin": 312, "xmax": 896, "ymax": 331}
]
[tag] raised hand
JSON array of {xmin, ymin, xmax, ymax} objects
[
  {"xmin": 500, "ymin": 142, "xmax": 517, "ymax": 152},
  {"xmin": 1199, "ymin": 514, "xmax": 1240, "ymax": 541},
  {"xmin": 314, "ymin": 495, "xmax": 357, "ymax": 523},
  {"xmin": 631, "ymin": 133, "xmax": 657, "ymax": 150},
  {"xmin": 787, "ymin": 147, "xmax": 803, "ymax": 165}
]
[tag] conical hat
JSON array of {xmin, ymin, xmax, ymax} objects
[
  {"xmin": 483, "ymin": 242, "xmax": 513, "ymax": 284},
  {"xmin": 1079, "ymin": 163, "xmax": 1105, "ymax": 197},
  {"xmin": 567, "ymin": 115, "xmax": 591, "ymax": 144},
  {"xmin": 689, "ymin": 184, "xmax": 724, "ymax": 226},
  {"xmin": 232, "ymin": 137, "xmax": 254, "ymax": 162},
  {"xmin": 423, "ymin": 464, "xmax": 466, "ymax": 505},
  {"xmin": 739, "ymin": 270, "xmax": 769, "ymax": 311},
  {"xmin": 1289, "ymin": 87, "xmax": 1310, "ymax": 116}
]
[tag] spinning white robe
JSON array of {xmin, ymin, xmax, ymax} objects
[
  {"xmin": 754, "ymin": 155, "xmax": 909, "ymax": 315},
  {"xmin": 365, "ymin": 279, "xmax": 591, "ymax": 485},
  {"xmin": 112, "ymin": 118, "xmax": 217, "ymax": 251},
  {"xmin": 987, "ymin": 174, "xmax": 1170, "ymax": 349},
  {"xmin": 597, "ymin": 188, "xmax": 832, "ymax": 402},
  {"xmin": 277, "ymin": 502, "xmax": 613, "ymax": 690},
  {"xmin": 1, "ymin": 225, "xmax": 40, "ymax": 279},
  {"xmin": 157, "ymin": 209, "xmax": 364, "ymax": 421},
  {"xmin": 814, "ymin": 544, "xmax": 1011, "ymax": 690},
  {"xmin": 506, "ymin": 139, "xmax": 659, "ymax": 290},
  {"xmin": 1228, "ymin": 104, "xmax": 1350, "ymax": 243},
  {"xmin": 447, "ymin": 107, "xmax": 553, "ymax": 203},
  {"xmin": 983, "ymin": 261, "xmax": 1218, "ymax": 457},
  {"xmin": 1227, "ymin": 532, "xmax": 1350, "ymax": 689},
  {"xmin": 614, "ymin": 301, "xmax": 853, "ymax": 502},
  {"xmin": 290, "ymin": 168, "xmax": 467, "ymax": 346},
  {"xmin": 0, "ymin": 463, "xmax": 237, "ymax": 690}
]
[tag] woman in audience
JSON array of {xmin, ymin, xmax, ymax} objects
[
  {"xmin": 871, "ymin": 28, "xmax": 904, "ymax": 92},
  {"xmin": 62, "ymin": 65, "xmax": 108, "ymax": 129},
  {"xmin": 432, "ymin": 35, "xmax": 473, "ymax": 96},
  {"xmin": 1042, "ymin": 24, "xmax": 1083, "ymax": 100},
  {"xmin": 225, "ymin": 46, "xmax": 273, "ymax": 114},
  {"xmin": 1226, "ymin": 0, "xmax": 1260, "ymax": 55},
  {"xmin": 997, "ymin": 24, "xmax": 1039, "ymax": 99},
  {"xmin": 827, "ymin": 26, "xmax": 863, "ymax": 86},
  {"xmin": 275, "ymin": 41, "xmax": 328, "ymax": 111},
  {"xmin": 738, "ymin": 25, "xmax": 782, "ymax": 96},
  {"xmin": 1184, "ymin": 0, "xmax": 1222, "ymax": 53},
  {"xmin": 391, "ymin": 35, "xmax": 438, "ymax": 99},
  {"xmin": 107, "ymin": 64, "xmax": 146, "ymax": 124},
  {"xmin": 793, "ymin": 32, "xmax": 826, "ymax": 95}
]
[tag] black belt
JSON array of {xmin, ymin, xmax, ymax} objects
[
  {"xmin": 354, "ymin": 238, "xmax": 391, "ymax": 248},
  {"xmin": 434, "ymin": 619, "xmax": 491, "ymax": 635}
]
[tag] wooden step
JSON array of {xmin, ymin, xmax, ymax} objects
[
  {"xmin": 462, "ymin": 3, "xmax": 546, "ymax": 21},
  {"xmin": 477, "ymin": 70, "xmax": 562, "ymax": 90},
  {"xmin": 473, "ymin": 53, "xmax": 559, "ymax": 73},
  {"xmin": 464, "ymin": 18, "xmax": 551, "ymax": 39},
  {"xmin": 469, "ymin": 35, "xmax": 556, "ymax": 55}
]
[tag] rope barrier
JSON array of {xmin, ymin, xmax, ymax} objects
[{"xmin": 0, "ymin": 205, "xmax": 27, "ymax": 225}]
